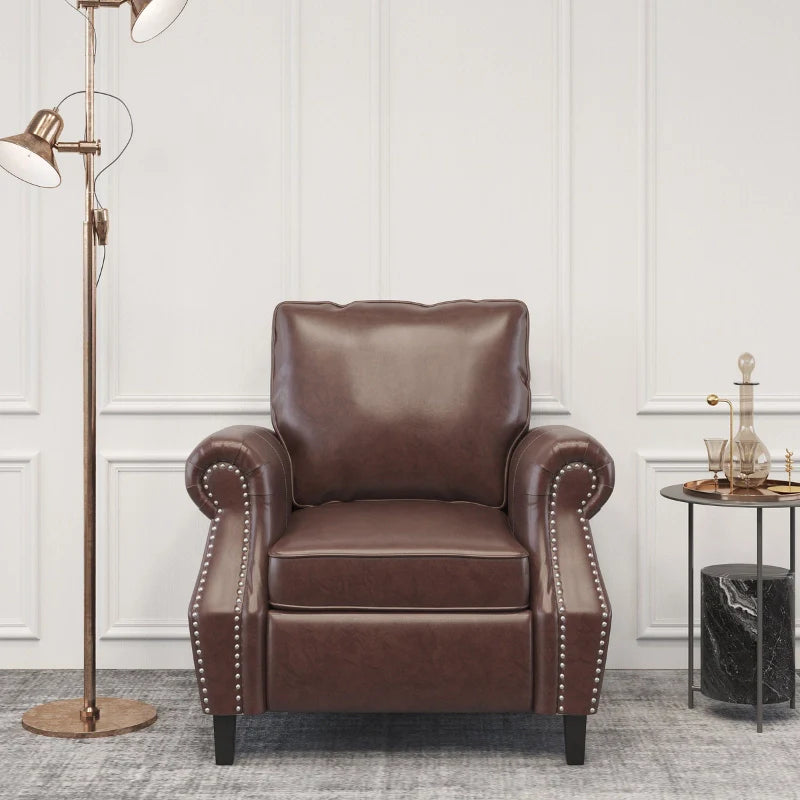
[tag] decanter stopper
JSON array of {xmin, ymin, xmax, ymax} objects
[{"xmin": 738, "ymin": 352, "xmax": 755, "ymax": 384}]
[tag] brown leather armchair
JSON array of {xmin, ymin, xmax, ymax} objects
[{"xmin": 185, "ymin": 300, "xmax": 614, "ymax": 765}]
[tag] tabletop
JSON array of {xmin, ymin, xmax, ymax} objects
[{"xmin": 660, "ymin": 483, "xmax": 800, "ymax": 509}]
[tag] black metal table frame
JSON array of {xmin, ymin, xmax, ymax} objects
[{"xmin": 662, "ymin": 485, "xmax": 797, "ymax": 733}]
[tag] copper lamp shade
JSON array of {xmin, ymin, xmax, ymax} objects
[
  {"xmin": 131, "ymin": 0, "xmax": 189, "ymax": 42},
  {"xmin": 0, "ymin": 108, "xmax": 63, "ymax": 188}
]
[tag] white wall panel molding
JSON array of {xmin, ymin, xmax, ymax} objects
[
  {"xmin": 282, "ymin": 0, "xmax": 301, "ymax": 302},
  {"xmin": 637, "ymin": 0, "xmax": 800, "ymax": 415},
  {"xmin": 100, "ymin": 453, "xmax": 195, "ymax": 640},
  {"xmin": 635, "ymin": 0, "xmax": 658, "ymax": 416},
  {"xmin": 100, "ymin": 4, "xmax": 285, "ymax": 416},
  {"xmin": 0, "ymin": 453, "xmax": 40, "ymax": 640},
  {"xmin": 100, "ymin": 15, "xmax": 259, "ymax": 416},
  {"xmin": 537, "ymin": 0, "xmax": 572, "ymax": 416},
  {"xmin": 103, "ymin": 394, "xmax": 271, "ymax": 416},
  {"xmin": 637, "ymin": 451, "xmax": 797, "ymax": 640},
  {"xmin": 97, "ymin": 0, "xmax": 572, "ymax": 416},
  {"xmin": 370, "ymin": 0, "xmax": 390, "ymax": 299},
  {"xmin": 385, "ymin": 0, "xmax": 573, "ymax": 416},
  {"xmin": 0, "ymin": 1, "xmax": 40, "ymax": 415},
  {"xmin": 637, "ymin": 451, "xmax": 702, "ymax": 640}
]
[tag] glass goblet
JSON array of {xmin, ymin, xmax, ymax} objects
[
  {"xmin": 704, "ymin": 438, "xmax": 727, "ymax": 489},
  {"xmin": 737, "ymin": 440, "xmax": 759, "ymax": 490}
]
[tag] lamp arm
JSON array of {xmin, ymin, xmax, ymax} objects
[
  {"xmin": 55, "ymin": 140, "xmax": 101, "ymax": 155},
  {"xmin": 78, "ymin": 0, "xmax": 129, "ymax": 8}
]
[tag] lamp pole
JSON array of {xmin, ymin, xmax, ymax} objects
[
  {"xmin": 0, "ymin": 0, "xmax": 191, "ymax": 738},
  {"xmin": 81, "ymin": 4, "xmax": 99, "ymax": 724}
]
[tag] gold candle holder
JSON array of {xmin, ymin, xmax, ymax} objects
[{"xmin": 769, "ymin": 449, "xmax": 799, "ymax": 494}]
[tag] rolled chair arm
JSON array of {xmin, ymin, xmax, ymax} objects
[
  {"xmin": 185, "ymin": 425, "xmax": 292, "ymax": 717},
  {"xmin": 507, "ymin": 426, "xmax": 614, "ymax": 717}
]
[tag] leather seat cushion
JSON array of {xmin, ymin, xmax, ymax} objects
[{"xmin": 268, "ymin": 500, "xmax": 530, "ymax": 611}]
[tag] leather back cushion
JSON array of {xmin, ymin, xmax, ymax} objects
[{"xmin": 271, "ymin": 300, "xmax": 531, "ymax": 506}]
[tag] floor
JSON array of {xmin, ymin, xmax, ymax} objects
[{"xmin": 1, "ymin": 670, "xmax": 798, "ymax": 799}]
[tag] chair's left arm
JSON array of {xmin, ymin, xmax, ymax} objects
[
  {"xmin": 507, "ymin": 425, "xmax": 614, "ymax": 717},
  {"xmin": 185, "ymin": 425, "xmax": 292, "ymax": 716}
]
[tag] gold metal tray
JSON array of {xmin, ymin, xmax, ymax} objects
[{"xmin": 683, "ymin": 478, "xmax": 800, "ymax": 502}]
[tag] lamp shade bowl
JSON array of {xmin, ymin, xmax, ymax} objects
[
  {"xmin": 131, "ymin": 0, "xmax": 189, "ymax": 42},
  {"xmin": 0, "ymin": 108, "xmax": 63, "ymax": 188}
]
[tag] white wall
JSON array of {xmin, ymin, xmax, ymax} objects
[{"xmin": 0, "ymin": 0, "xmax": 798, "ymax": 669}]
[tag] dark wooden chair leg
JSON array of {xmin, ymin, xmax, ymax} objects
[
  {"xmin": 213, "ymin": 715, "xmax": 237, "ymax": 765},
  {"xmin": 563, "ymin": 715, "xmax": 587, "ymax": 765}
]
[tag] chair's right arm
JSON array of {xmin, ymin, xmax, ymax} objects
[
  {"xmin": 507, "ymin": 426, "xmax": 614, "ymax": 717},
  {"xmin": 185, "ymin": 425, "xmax": 292, "ymax": 717}
]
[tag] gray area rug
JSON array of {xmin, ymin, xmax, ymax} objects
[{"xmin": 0, "ymin": 670, "xmax": 798, "ymax": 799}]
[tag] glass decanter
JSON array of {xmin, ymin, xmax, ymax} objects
[{"xmin": 723, "ymin": 353, "xmax": 771, "ymax": 488}]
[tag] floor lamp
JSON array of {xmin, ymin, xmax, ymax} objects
[{"xmin": 0, "ymin": 0, "xmax": 189, "ymax": 738}]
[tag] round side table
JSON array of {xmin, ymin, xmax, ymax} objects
[{"xmin": 660, "ymin": 484, "xmax": 799, "ymax": 732}]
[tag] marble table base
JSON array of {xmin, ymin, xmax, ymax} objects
[{"xmin": 701, "ymin": 563, "xmax": 794, "ymax": 705}]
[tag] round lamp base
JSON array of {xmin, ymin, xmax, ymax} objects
[{"xmin": 22, "ymin": 697, "xmax": 157, "ymax": 739}]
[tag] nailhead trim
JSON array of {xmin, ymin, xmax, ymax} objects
[
  {"xmin": 549, "ymin": 462, "xmax": 605, "ymax": 715},
  {"xmin": 196, "ymin": 461, "xmax": 250, "ymax": 716}
]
